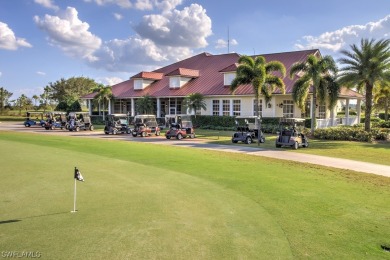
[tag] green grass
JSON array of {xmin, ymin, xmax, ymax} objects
[
  {"xmin": 196, "ymin": 129, "xmax": 390, "ymax": 166},
  {"xmin": 0, "ymin": 132, "xmax": 390, "ymax": 259}
]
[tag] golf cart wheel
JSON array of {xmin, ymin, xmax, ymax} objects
[
  {"xmin": 41, "ymin": 123, "xmax": 45, "ymax": 127},
  {"xmin": 292, "ymin": 141, "xmax": 298, "ymax": 150},
  {"xmin": 104, "ymin": 131, "xmax": 109, "ymax": 135},
  {"xmin": 245, "ymin": 137, "xmax": 252, "ymax": 144},
  {"xmin": 275, "ymin": 143, "xmax": 281, "ymax": 148},
  {"xmin": 141, "ymin": 131, "xmax": 146, "ymax": 137},
  {"xmin": 89, "ymin": 125, "xmax": 94, "ymax": 131},
  {"xmin": 132, "ymin": 133, "xmax": 137, "ymax": 137},
  {"xmin": 166, "ymin": 136, "xmax": 171, "ymax": 139},
  {"xmin": 25, "ymin": 123, "xmax": 30, "ymax": 127},
  {"xmin": 75, "ymin": 126, "xmax": 80, "ymax": 132},
  {"xmin": 127, "ymin": 129, "xmax": 131, "ymax": 134},
  {"xmin": 260, "ymin": 137, "xmax": 265, "ymax": 143},
  {"xmin": 190, "ymin": 133, "xmax": 195, "ymax": 139},
  {"xmin": 232, "ymin": 140, "xmax": 238, "ymax": 143},
  {"xmin": 177, "ymin": 133, "xmax": 183, "ymax": 140},
  {"xmin": 45, "ymin": 127, "xmax": 50, "ymax": 130},
  {"xmin": 303, "ymin": 141, "xmax": 309, "ymax": 148},
  {"xmin": 51, "ymin": 125, "xmax": 55, "ymax": 130},
  {"xmin": 155, "ymin": 131, "xmax": 160, "ymax": 136},
  {"xmin": 113, "ymin": 129, "xmax": 118, "ymax": 135}
]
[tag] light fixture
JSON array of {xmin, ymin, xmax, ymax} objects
[
  {"xmin": 267, "ymin": 103, "xmax": 272, "ymax": 108},
  {"xmin": 278, "ymin": 103, "xmax": 284, "ymax": 108}
]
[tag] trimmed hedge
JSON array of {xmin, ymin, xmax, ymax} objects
[{"xmin": 314, "ymin": 126, "xmax": 390, "ymax": 142}]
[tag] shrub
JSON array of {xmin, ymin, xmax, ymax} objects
[{"xmin": 314, "ymin": 126, "xmax": 390, "ymax": 142}]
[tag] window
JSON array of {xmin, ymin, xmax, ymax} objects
[
  {"xmin": 283, "ymin": 100, "xmax": 294, "ymax": 118},
  {"xmin": 233, "ymin": 100, "xmax": 241, "ymax": 116},
  {"xmin": 169, "ymin": 77, "xmax": 180, "ymax": 88},
  {"xmin": 252, "ymin": 99, "xmax": 263, "ymax": 117},
  {"xmin": 223, "ymin": 73, "xmax": 236, "ymax": 85},
  {"xmin": 222, "ymin": 100, "xmax": 230, "ymax": 116},
  {"xmin": 318, "ymin": 105, "xmax": 326, "ymax": 119},
  {"xmin": 212, "ymin": 100, "xmax": 220, "ymax": 115}
]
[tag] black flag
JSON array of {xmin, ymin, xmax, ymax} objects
[{"xmin": 74, "ymin": 167, "xmax": 84, "ymax": 182}]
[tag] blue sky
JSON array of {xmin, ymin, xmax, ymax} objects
[{"xmin": 0, "ymin": 0, "xmax": 389, "ymax": 99}]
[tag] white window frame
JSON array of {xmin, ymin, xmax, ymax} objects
[
  {"xmin": 233, "ymin": 99, "xmax": 241, "ymax": 116},
  {"xmin": 212, "ymin": 100, "xmax": 220, "ymax": 116},
  {"xmin": 223, "ymin": 72, "xmax": 236, "ymax": 85},
  {"xmin": 283, "ymin": 100, "xmax": 294, "ymax": 118},
  {"xmin": 222, "ymin": 100, "xmax": 230, "ymax": 116},
  {"xmin": 252, "ymin": 99, "xmax": 263, "ymax": 117}
]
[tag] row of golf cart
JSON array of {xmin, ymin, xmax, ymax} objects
[
  {"xmin": 24, "ymin": 111, "xmax": 94, "ymax": 132},
  {"xmin": 104, "ymin": 114, "xmax": 195, "ymax": 139},
  {"xmin": 231, "ymin": 116, "xmax": 308, "ymax": 149}
]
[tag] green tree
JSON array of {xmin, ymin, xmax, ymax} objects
[
  {"xmin": 90, "ymin": 84, "xmax": 105, "ymax": 116},
  {"xmin": 373, "ymin": 81, "xmax": 390, "ymax": 120},
  {"xmin": 46, "ymin": 77, "xmax": 100, "ymax": 105},
  {"xmin": 15, "ymin": 94, "xmax": 33, "ymax": 115},
  {"xmin": 338, "ymin": 38, "xmax": 390, "ymax": 131},
  {"xmin": 0, "ymin": 87, "xmax": 13, "ymax": 114},
  {"xmin": 94, "ymin": 86, "xmax": 112, "ymax": 120},
  {"xmin": 230, "ymin": 55, "xmax": 286, "ymax": 143},
  {"xmin": 183, "ymin": 93, "xmax": 206, "ymax": 117},
  {"xmin": 290, "ymin": 54, "xmax": 339, "ymax": 135},
  {"xmin": 136, "ymin": 95, "xmax": 154, "ymax": 115},
  {"xmin": 32, "ymin": 95, "xmax": 39, "ymax": 110}
]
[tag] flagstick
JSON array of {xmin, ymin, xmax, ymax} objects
[{"xmin": 71, "ymin": 178, "xmax": 77, "ymax": 213}]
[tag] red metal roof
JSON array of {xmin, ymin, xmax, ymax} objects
[
  {"xmin": 339, "ymin": 88, "xmax": 364, "ymax": 99},
  {"xmin": 84, "ymin": 49, "xmax": 320, "ymax": 99},
  {"xmin": 131, "ymin": 71, "xmax": 164, "ymax": 80},
  {"xmin": 165, "ymin": 68, "xmax": 200, "ymax": 78}
]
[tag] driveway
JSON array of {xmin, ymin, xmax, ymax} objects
[{"xmin": 1, "ymin": 121, "xmax": 389, "ymax": 177}]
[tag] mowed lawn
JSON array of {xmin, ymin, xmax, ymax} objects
[{"xmin": 0, "ymin": 132, "xmax": 389, "ymax": 259}]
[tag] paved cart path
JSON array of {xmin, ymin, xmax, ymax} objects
[{"xmin": 1, "ymin": 121, "xmax": 389, "ymax": 177}]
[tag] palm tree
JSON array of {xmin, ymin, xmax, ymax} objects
[
  {"xmin": 230, "ymin": 55, "xmax": 286, "ymax": 143},
  {"xmin": 290, "ymin": 54, "xmax": 339, "ymax": 135},
  {"xmin": 183, "ymin": 93, "xmax": 206, "ymax": 117},
  {"xmin": 338, "ymin": 38, "xmax": 390, "ymax": 131},
  {"xmin": 135, "ymin": 95, "xmax": 154, "ymax": 114},
  {"xmin": 90, "ymin": 84, "xmax": 105, "ymax": 116},
  {"xmin": 94, "ymin": 86, "xmax": 112, "ymax": 121}
]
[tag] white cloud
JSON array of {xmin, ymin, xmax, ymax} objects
[
  {"xmin": 89, "ymin": 36, "xmax": 193, "ymax": 72},
  {"xmin": 113, "ymin": 13, "xmax": 123, "ymax": 20},
  {"xmin": 34, "ymin": 0, "xmax": 59, "ymax": 11},
  {"xmin": 0, "ymin": 72, "xmax": 2, "ymax": 77},
  {"xmin": 133, "ymin": 3, "xmax": 212, "ymax": 48},
  {"xmin": 83, "ymin": 0, "xmax": 132, "ymax": 9},
  {"xmin": 295, "ymin": 14, "xmax": 390, "ymax": 52},
  {"xmin": 99, "ymin": 76, "xmax": 124, "ymax": 86},
  {"xmin": 215, "ymin": 38, "xmax": 238, "ymax": 49},
  {"xmin": 36, "ymin": 71, "xmax": 46, "ymax": 76},
  {"xmin": 0, "ymin": 22, "xmax": 32, "ymax": 50},
  {"xmin": 34, "ymin": 7, "xmax": 102, "ymax": 61}
]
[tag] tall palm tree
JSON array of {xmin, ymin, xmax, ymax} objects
[
  {"xmin": 338, "ymin": 38, "xmax": 390, "ymax": 131},
  {"xmin": 94, "ymin": 86, "xmax": 112, "ymax": 121},
  {"xmin": 290, "ymin": 54, "xmax": 339, "ymax": 135},
  {"xmin": 90, "ymin": 84, "xmax": 105, "ymax": 116},
  {"xmin": 230, "ymin": 55, "xmax": 286, "ymax": 142},
  {"xmin": 183, "ymin": 93, "xmax": 207, "ymax": 117}
]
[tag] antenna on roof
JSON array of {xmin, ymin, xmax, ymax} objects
[{"xmin": 227, "ymin": 26, "xmax": 230, "ymax": 53}]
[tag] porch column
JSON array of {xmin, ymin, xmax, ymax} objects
[
  {"xmin": 330, "ymin": 107, "xmax": 335, "ymax": 126},
  {"xmin": 131, "ymin": 98, "xmax": 135, "ymax": 116},
  {"xmin": 108, "ymin": 99, "xmax": 112, "ymax": 115},
  {"xmin": 219, "ymin": 100, "xmax": 223, "ymax": 116},
  {"xmin": 356, "ymin": 99, "xmax": 362, "ymax": 124},
  {"xmin": 345, "ymin": 98, "xmax": 350, "ymax": 125},
  {"xmin": 157, "ymin": 98, "xmax": 161, "ymax": 118},
  {"xmin": 230, "ymin": 99, "xmax": 233, "ymax": 116},
  {"xmin": 88, "ymin": 99, "xmax": 92, "ymax": 115}
]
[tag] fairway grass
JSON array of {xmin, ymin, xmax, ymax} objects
[{"xmin": 0, "ymin": 132, "xmax": 389, "ymax": 259}]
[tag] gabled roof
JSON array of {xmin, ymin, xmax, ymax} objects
[
  {"xmin": 83, "ymin": 49, "xmax": 320, "ymax": 99},
  {"xmin": 165, "ymin": 68, "xmax": 200, "ymax": 78},
  {"xmin": 338, "ymin": 88, "xmax": 364, "ymax": 99},
  {"xmin": 131, "ymin": 71, "xmax": 164, "ymax": 80}
]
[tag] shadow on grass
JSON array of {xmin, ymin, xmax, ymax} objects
[
  {"xmin": 0, "ymin": 219, "xmax": 21, "ymax": 225},
  {"xmin": 1, "ymin": 211, "xmax": 70, "ymax": 225}
]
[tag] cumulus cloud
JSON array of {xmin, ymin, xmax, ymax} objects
[
  {"xmin": 99, "ymin": 76, "xmax": 125, "ymax": 86},
  {"xmin": 34, "ymin": 0, "xmax": 59, "ymax": 11},
  {"xmin": 133, "ymin": 3, "xmax": 212, "ymax": 48},
  {"xmin": 34, "ymin": 7, "xmax": 102, "ymax": 61},
  {"xmin": 295, "ymin": 14, "xmax": 390, "ymax": 52},
  {"xmin": 84, "ymin": 0, "xmax": 183, "ymax": 11},
  {"xmin": 215, "ymin": 38, "xmax": 238, "ymax": 49},
  {"xmin": 0, "ymin": 22, "xmax": 32, "ymax": 50},
  {"xmin": 89, "ymin": 36, "xmax": 193, "ymax": 72},
  {"xmin": 36, "ymin": 71, "xmax": 46, "ymax": 76}
]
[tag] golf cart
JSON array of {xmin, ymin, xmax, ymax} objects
[
  {"xmin": 165, "ymin": 114, "xmax": 195, "ymax": 139},
  {"xmin": 24, "ymin": 111, "xmax": 46, "ymax": 127},
  {"xmin": 67, "ymin": 112, "xmax": 94, "ymax": 132},
  {"xmin": 104, "ymin": 114, "xmax": 131, "ymax": 135},
  {"xmin": 131, "ymin": 115, "xmax": 161, "ymax": 137},
  {"xmin": 275, "ymin": 118, "xmax": 309, "ymax": 149},
  {"xmin": 44, "ymin": 111, "xmax": 67, "ymax": 130},
  {"xmin": 231, "ymin": 116, "xmax": 265, "ymax": 144}
]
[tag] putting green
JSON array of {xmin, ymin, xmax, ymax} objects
[{"xmin": 0, "ymin": 139, "xmax": 293, "ymax": 259}]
